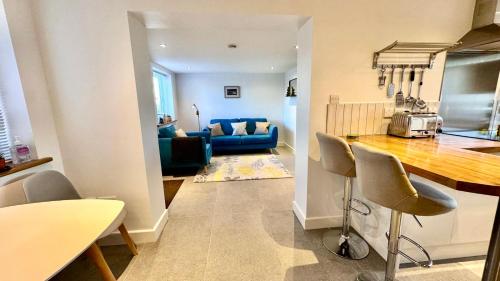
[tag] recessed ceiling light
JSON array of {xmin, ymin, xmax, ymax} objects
[
  {"xmin": 271, "ymin": 66, "xmax": 275, "ymax": 70},
  {"xmin": 160, "ymin": 43, "xmax": 167, "ymax": 48},
  {"xmin": 227, "ymin": 44, "xmax": 238, "ymax": 49},
  {"xmin": 295, "ymin": 45, "xmax": 299, "ymax": 49}
]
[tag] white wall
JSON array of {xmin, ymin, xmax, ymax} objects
[
  {"xmin": 1, "ymin": 0, "xmax": 63, "ymax": 171},
  {"xmin": 283, "ymin": 67, "xmax": 297, "ymax": 149},
  {"xmin": 6, "ymin": 0, "xmax": 476, "ymax": 242},
  {"xmin": 0, "ymin": 1, "xmax": 35, "ymax": 156},
  {"xmin": 175, "ymin": 73, "xmax": 285, "ymax": 141},
  {"xmin": 128, "ymin": 13, "xmax": 166, "ymax": 232}
]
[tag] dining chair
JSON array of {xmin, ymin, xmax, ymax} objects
[{"xmin": 22, "ymin": 170, "xmax": 138, "ymax": 256}]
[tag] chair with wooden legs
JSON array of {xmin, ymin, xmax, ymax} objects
[
  {"xmin": 316, "ymin": 132, "xmax": 371, "ymax": 260},
  {"xmin": 351, "ymin": 143, "xmax": 457, "ymax": 281},
  {"xmin": 22, "ymin": 170, "xmax": 138, "ymax": 280}
]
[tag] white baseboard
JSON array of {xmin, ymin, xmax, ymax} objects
[
  {"xmin": 283, "ymin": 142, "xmax": 295, "ymax": 153},
  {"xmin": 292, "ymin": 201, "xmax": 306, "ymax": 228},
  {"xmin": 305, "ymin": 215, "xmax": 343, "ymax": 230},
  {"xmin": 99, "ymin": 209, "xmax": 168, "ymax": 245},
  {"xmin": 292, "ymin": 201, "xmax": 342, "ymax": 230}
]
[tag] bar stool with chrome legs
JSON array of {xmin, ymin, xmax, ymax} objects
[
  {"xmin": 316, "ymin": 132, "xmax": 371, "ymax": 260},
  {"xmin": 351, "ymin": 142, "xmax": 457, "ymax": 281}
]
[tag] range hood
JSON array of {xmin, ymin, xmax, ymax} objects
[{"xmin": 449, "ymin": 0, "xmax": 500, "ymax": 53}]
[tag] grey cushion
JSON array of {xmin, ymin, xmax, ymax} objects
[
  {"xmin": 352, "ymin": 142, "xmax": 457, "ymax": 216},
  {"xmin": 23, "ymin": 170, "xmax": 81, "ymax": 203},
  {"xmin": 409, "ymin": 179, "xmax": 458, "ymax": 216}
]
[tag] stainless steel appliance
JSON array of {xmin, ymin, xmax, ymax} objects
[
  {"xmin": 388, "ymin": 112, "xmax": 438, "ymax": 138},
  {"xmin": 439, "ymin": 0, "xmax": 500, "ymax": 140},
  {"xmin": 448, "ymin": 0, "xmax": 500, "ymax": 53}
]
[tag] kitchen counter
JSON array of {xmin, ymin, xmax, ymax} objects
[
  {"xmin": 346, "ymin": 134, "xmax": 500, "ymax": 196},
  {"xmin": 443, "ymin": 130, "xmax": 500, "ymax": 142},
  {"xmin": 343, "ymin": 134, "xmax": 499, "ymax": 269}
]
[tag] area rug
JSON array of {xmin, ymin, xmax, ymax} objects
[{"xmin": 193, "ymin": 154, "xmax": 293, "ymax": 183}]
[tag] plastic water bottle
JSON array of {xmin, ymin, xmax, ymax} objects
[{"xmin": 11, "ymin": 136, "xmax": 31, "ymax": 164}]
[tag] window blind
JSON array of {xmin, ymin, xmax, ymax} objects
[{"xmin": 0, "ymin": 91, "xmax": 12, "ymax": 160}]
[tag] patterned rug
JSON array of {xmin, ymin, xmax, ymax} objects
[{"xmin": 193, "ymin": 154, "xmax": 293, "ymax": 183}]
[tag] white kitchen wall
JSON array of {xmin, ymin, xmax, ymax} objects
[
  {"xmin": 283, "ymin": 67, "xmax": 297, "ymax": 150},
  {"xmin": 175, "ymin": 73, "xmax": 285, "ymax": 141}
]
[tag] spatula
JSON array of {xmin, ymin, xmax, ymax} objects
[
  {"xmin": 387, "ymin": 66, "xmax": 395, "ymax": 98},
  {"xmin": 395, "ymin": 66, "xmax": 405, "ymax": 108},
  {"xmin": 414, "ymin": 68, "xmax": 427, "ymax": 110},
  {"xmin": 405, "ymin": 67, "xmax": 417, "ymax": 110}
]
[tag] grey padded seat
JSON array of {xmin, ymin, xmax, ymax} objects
[
  {"xmin": 22, "ymin": 170, "xmax": 128, "ymax": 240},
  {"xmin": 351, "ymin": 142, "xmax": 457, "ymax": 217},
  {"xmin": 351, "ymin": 142, "xmax": 457, "ymax": 281},
  {"xmin": 316, "ymin": 132, "xmax": 371, "ymax": 260},
  {"xmin": 409, "ymin": 179, "xmax": 458, "ymax": 216}
]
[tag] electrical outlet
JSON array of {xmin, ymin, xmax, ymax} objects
[{"xmin": 384, "ymin": 107, "xmax": 394, "ymax": 118}]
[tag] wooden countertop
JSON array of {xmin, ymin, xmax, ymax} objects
[{"xmin": 346, "ymin": 135, "xmax": 500, "ymax": 196}]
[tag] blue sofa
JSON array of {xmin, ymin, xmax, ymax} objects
[
  {"xmin": 205, "ymin": 118, "xmax": 278, "ymax": 152},
  {"xmin": 158, "ymin": 125, "xmax": 212, "ymax": 174}
]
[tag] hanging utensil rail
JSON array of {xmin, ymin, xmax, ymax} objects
[{"xmin": 372, "ymin": 41, "xmax": 459, "ymax": 69}]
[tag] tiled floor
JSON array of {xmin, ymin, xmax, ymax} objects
[{"xmin": 119, "ymin": 147, "xmax": 484, "ymax": 281}]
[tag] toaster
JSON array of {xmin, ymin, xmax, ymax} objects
[{"xmin": 388, "ymin": 112, "xmax": 438, "ymax": 138}]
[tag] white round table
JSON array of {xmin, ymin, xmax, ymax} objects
[{"xmin": 0, "ymin": 199, "xmax": 125, "ymax": 281}]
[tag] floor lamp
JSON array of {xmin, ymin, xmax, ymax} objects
[{"xmin": 192, "ymin": 104, "xmax": 201, "ymax": 131}]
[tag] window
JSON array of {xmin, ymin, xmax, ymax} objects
[
  {"xmin": 152, "ymin": 70, "xmax": 175, "ymax": 120},
  {"xmin": 0, "ymin": 92, "xmax": 11, "ymax": 160}
]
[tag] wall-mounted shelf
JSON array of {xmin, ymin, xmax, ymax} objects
[{"xmin": 373, "ymin": 41, "xmax": 459, "ymax": 69}]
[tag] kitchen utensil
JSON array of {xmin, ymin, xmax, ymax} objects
[
  {"xmin": 414, "ymin": 68, "xmax": 427, "ymax": 110},
  {"xmin": 395, "ymin": 66, "xmax": 405, "ymax": 107},
  {"xmin": 405, "ymin": 67, "xmax": 416, "ymax": 109},
  {"xmin": 378, "ymin": 66, "xmax": 386, "ymax": 88},
  {"xmin": 387, "ymin": 66, "xmax": 395, "ymax": 98}
]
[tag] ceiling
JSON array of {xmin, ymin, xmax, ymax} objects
[{"xmin": 142, "ymin": 12, "xmax": 306, "ymax": 73}]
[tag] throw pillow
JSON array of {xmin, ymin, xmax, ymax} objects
[
  {"xmin": 231, "ymin": 122, "xmax": 248, "ymax": 136},
  {"xmin": 175, "ymin": 128, "xmax": 188, "ymax": 137},
  {"xmin": 254, "ymin": 122, "xmax": 270, "ymax": 135},
  {"xmin": 158, "ymin": 125, "xmax": 176, "ymax": 138},
  {"xmin": 208, "ymin": 123, "xmax": 224, "ymax": 136}
]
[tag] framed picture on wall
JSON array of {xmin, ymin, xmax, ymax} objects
[{"xmin": 224, "ymin": 86, "xmax": 241, "ymax": 98}]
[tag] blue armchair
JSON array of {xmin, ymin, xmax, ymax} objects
[{"xmin": 158, "ymin": 126, "xmax": 212, "ymax": 174}]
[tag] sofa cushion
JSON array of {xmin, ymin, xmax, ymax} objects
[
  {"xmin": 241, "ymin": 134, "xmax": 272, "ymax": 145},
  {"xmin": 211, "ymin": 135, "xmax": 242, "ymax": 146},
  {"xmin": 240, "ymin": 118, "xmax": 267, "ymax": 134},
  {"xmin": 158, "ymin": 125, "xmax": 176, "ymax": 138},
  {"xmin": 210, "ymin": 119, "xmax": 240, "ymax": 135},
  {"xmin": 231, "ymin": 122, "xmax": 248, "ymax": 136}
]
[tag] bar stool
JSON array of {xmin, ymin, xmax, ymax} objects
[
  {"xmin": 316, "ymin": 132, "xmax": 371, "ymax": 260},
  {"xmin": 351, "ymin": 142, "xmax": 457, "ymax": 281}
]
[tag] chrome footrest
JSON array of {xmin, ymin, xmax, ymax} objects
[
  {"xmin": 385, "ymin": 232, "xmax": 433, "ymax": 268},
  {"xmin": 351, "ymin": 198, "xmax": 372, "ymax": 216}
]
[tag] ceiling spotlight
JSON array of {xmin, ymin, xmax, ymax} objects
[
  {"xmin": 295, "ymin": 45, "xmax": 299, "ymax": 49},
  {"xmin": 271, "ymin": 66, "xmax": 275, "ymax": 70},
  {"xmin": 227, "ymin": 44, "xmax": 238, "ymax": 49},
  {"xmin": 160, "ymin": 43, "xmax": 167, "ymax": 48}
]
